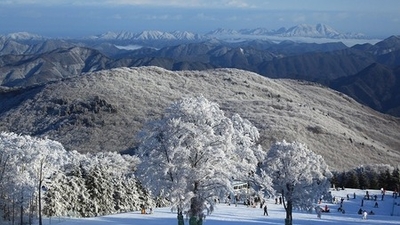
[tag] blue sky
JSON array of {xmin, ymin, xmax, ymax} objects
[{"xmin": 0, "ymin": 0, "xmax": 399, "ymax": 38}]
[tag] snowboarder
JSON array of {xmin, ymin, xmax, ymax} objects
[{"xmin": 263, "ymin": 205, "xmax": 268, "ymax": 216}]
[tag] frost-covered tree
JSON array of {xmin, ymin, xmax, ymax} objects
[
  {"xmin": 260, "ymin": 140, "xmax": 332, "ymax": 225},
  {"xmin": 0, "ymin": 131, "xmax": 150, "ymax": 223},
  {"xmin": 135, "ymin": 96, "xmax": 264, "ymax": 225},
  {"xmin": 43, "ymin": 151, "xmax": 148, "ymax": 218},
  {"xmin": 0, "ymin": 132, "xmax": 67, "ymax": 225}
]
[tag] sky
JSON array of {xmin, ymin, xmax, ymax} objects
[
  {"xmin": 0, "ymin": 0, "xmax": 399, "ymax": 38},
  {"xmin": 46, "ymin": 188, "xmax": 400, "ymax": 225}
]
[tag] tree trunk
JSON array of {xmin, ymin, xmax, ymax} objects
[
  {"xmin": 38, "ymin": 179, "xmax": 42, "ymax": 225},
  {"xmin": 189, "ymin": 196, "xmax": 204, "ymax": 225},
  {"xmin": 177, "ymin": 211, "xmax": 184, "ymax": 225},
  {"xmin": 38, "ymin": 159, "xmax": 44, "ymax": 225},
  {"xmin": 20, "ymin": 198, "xmax": 23, "ymax": 225},
  {"xmin": 282, "ymin": 189, "xmax": 293, "ymax": 225},
  {"xmin": 285, "ymin": 200, "xmax": 293, "ymax": 225}
]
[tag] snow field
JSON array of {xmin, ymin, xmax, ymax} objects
[{"xmin": 46, "ymin": 188, "xmax": 400, "ymax": 225}]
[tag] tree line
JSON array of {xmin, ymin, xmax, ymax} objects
[{"xmin": 331, "ymin": 164, "xmax": 400, "ymax": 191}]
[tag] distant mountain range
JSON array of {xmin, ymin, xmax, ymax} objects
[
  {"xmin": 206, "ymin": 24, "xmax": 366, "ymax": 39},
  {"xmin": 0, "ymin": 23, "xmax": 366, "ymax": 42}
]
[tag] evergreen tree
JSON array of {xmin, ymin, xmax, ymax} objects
[
  {"xmin": 379, "ymin": 169, "xmax": 392, "ymax": 190},
  {"xmin": 390, "ymin": 168, "xmax": 400, "ymax": 191},
  {"xmin": 358, "ymin": 171, "xmax": 370, "ymax": 190},
  {"xmin": 369, "ymin": 172, "xmax": 380, "ymax": 190},
  {"xmin": 338, "ymin": 171, "xmax": 346, "ymax": 189},
  {"xmin": 330, "ymin": 172, "xmax": 339, "ymax": 188},
  {"xmin": 345, "ymin": 171, "xmax": 359, "ymax": 188}
]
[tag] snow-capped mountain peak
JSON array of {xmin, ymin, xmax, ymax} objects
[
  {"xmin": 284, "ymin": 24, "xmax": 327, "ymax": 37},
  {"xmin": 206, "ymin": 28, "xmax": 240, "ymax": 36},
  {"xmin": 134, "ymin": 30, "xmax": 176, "ymax": 40},
  {"xmin": 4, "ymin": 32, "xmax": 45, "ymax": 40},
  {"xmin": 282, "ymin": 23, "xmax": 364, "ymax": 39},
  {"xmin": 171, "ymin": 31, "xmax": 203, "ymax": 40}
]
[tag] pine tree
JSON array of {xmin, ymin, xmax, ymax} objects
[
  {"xmin": 390, "ymin": 168, "xmax": 400, "ymax": 191},
  {"xmin": 358, "ymin": 171, "xmax": 370, "ymax": 190},
  {"xmin": 330, "ymin": 172, "xmax": 339, "ymax": 188},
  {"xmin": 379, "ymin": 169, "xmax": 392, "ymax": 190},
  {"xmin": 345, "ymin": 171, "xmax": 359, "ymax": 188},
  {"xmin": 338, "ymin": 171, "xmax": 346, "ymax": 189},
  {"xmin": 369, "ymin": 172, "xmax": 380, "ymax": 190}
]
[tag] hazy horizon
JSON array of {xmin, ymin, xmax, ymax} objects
[{"xmin": 0, "ymin": 0, "xmax": 399, "ymax": 38}]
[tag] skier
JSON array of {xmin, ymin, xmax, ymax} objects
[{"xmin": 263, "ymin": 204, "xmax": 268, "ymax": 216}]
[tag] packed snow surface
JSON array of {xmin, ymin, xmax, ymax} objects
[{"xmin": 44, "ymin": 188, "xmax": 400, "ymax": 225}]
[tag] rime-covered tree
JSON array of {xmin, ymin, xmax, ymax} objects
[
  {"xmin": 43, "ymin": 151, "xmax": 146, "ymax": 218},
  {"xmin": 135, "ymin": 96, "xmax": 264, "ymax": 225},
  {"xmin": 0, "ymin": 132, "xmax": 66, "ymax": 225},
  {"xmin": 260, "ymin": 140, "xmax": 332, "ymax": 225},
  {"xmin": 0, "ymin": 131, "xmax": 150, "ymax": 223}
]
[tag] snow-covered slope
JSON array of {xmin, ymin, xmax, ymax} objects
[
  {"xmin": 49, "ymin": 188, "xmax": 400, "ymax": 225},
  {"xmin": 0, "ymin": 67, "xmax": 399, "ymax": 170}
]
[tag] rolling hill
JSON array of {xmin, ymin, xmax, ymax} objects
[{"xmin": 0, "ymin": 66, "xmax": 399, "ymax": 171}]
